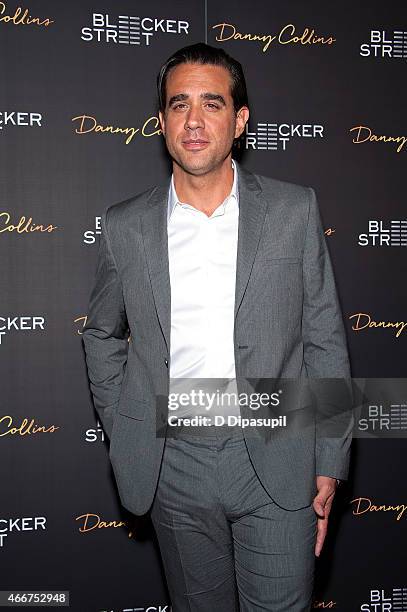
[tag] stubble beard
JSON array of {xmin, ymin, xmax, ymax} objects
[{"xmin": 167, "ymin": 140, "xmax": 232, "ymax": 178}]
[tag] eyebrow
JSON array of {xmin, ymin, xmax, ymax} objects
[{"xmin": 168, "ymin": 92, "xmax": 226, "ymax": 108}]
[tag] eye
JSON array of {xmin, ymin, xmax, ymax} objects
[
  {"xmin": 173, "ymin": 103, "xmax": 187, "ymax": 110},
  {"xmin": 206, "ymin": 103, "xmax": 220, "ymax": 110}
]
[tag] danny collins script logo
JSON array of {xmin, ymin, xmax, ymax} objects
[
  {"xmin": 71, "ymin": 114, "xmax": 161, "ymax": 145},
  {"xmin": 76, "ymin": 513, "xmax": 134, "ymax": 536},
  {"xmin": 74, "ymin": 315, "xmax": 87, "ymax": 334},
  {"xmin": 360, "ymin": 30, "xmax": 407, "ymax": 59},
  {"xmin": 349, "ymin": 313, "xmax": 407, "ymax": 338},
  {"xmin": 81, "ymin": 12, "xmax": 189, "ymax": 46},
  {"xmin": 350, "ymin": 126, "xmax": 407, "ymax": 154},
  {"xmin": 212, "ymin": 22, "xmax": 336, "ymax": 53},
  {"xmin": 0, "ymin": 414, "xmax": 59, "ymax": 436},
  {"xmin": 351, "ymin": 497, "xmax": 407, "ymax": 521},
  {"xmin": 0, "ymin": 3, "xmax": 53, "ymax": 27},
  {"xmin": 0, "ymin": 212, "xmax": 58, "ymax": 234},
  {"xmin": 75, "ymin": 315, "xmax": 130, "ymax": 343},
  {"xmin": 311, "ymin": 600, "xmax": 336, "ymax": 609},
  {"xmin": 75, "ymin": 315, "xmax": 132, "ymax": 355}
]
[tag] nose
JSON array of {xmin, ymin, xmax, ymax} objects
[{"xmin": 184, "ymin": 104, "xmax": 204, "ymax": 132}]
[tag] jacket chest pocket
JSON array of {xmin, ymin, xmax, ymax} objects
[{"xmin": 252, "ymin": 257, "xmax": 302, "ymax": 298}]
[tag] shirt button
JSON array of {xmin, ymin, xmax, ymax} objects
[{"xmin": 164, "ymin": 358, "xmax": 168, "ymax": 367}]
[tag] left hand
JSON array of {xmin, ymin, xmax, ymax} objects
[{"xmin": 313, "ymin": 476, "xmax": 337, "ymax": 557}]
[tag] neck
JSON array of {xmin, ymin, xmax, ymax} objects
[{"xmin": 172, "ymin": 156, "xmax": 234, "ymax": 217}]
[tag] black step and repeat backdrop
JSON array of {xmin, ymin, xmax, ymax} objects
[{"xmin": 1, "ymin": 1, "xmax": 406, "ymax": 610}]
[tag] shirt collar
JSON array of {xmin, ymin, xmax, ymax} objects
[{"xmin": 167, "ymin": 158, "xmax": 239, "ymax": 224}]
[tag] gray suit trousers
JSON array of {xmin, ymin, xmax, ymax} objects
[{"xmin": 150, "ymin": 427, "xmax": 317, "ymax": 611}]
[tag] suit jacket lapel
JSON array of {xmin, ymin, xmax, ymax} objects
[
  {"xmin": 140, "ymin": 161, "xmax": 268, "ymax": 354},
  {"xmin": 141, "ymin": 182, "xmax": 172, "ymax": 352},
  {"xmin": 234, "ymin": 161, "xmax": 268, "ymax": 319}
]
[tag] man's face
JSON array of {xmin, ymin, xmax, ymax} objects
[{"xmin": 159, "ymin": 62, "xmax": 249, "ymax": 176}]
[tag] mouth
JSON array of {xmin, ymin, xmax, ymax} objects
[{"xmin": 181, "ymin": 139, "xmax": 210, "ymax": 150}]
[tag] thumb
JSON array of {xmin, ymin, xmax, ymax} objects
[{"xmin": 313, "ymin": 494, "xmax": 326, "ymax": 518}]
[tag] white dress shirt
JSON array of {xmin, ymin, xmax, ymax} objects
[{"xmin": 167, "ymin": 159, "xmax": 240, "ymax": 420}]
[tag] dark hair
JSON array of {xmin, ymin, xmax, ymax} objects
[{"xmin": 157, "ymin": 42, "xmax": 249, "ymax": 114}]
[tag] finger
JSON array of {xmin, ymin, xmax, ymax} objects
[{"xmin": 314, "ymin": 518, "xmax": 328, "ymax": 557}]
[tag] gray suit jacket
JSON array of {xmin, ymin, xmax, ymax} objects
[{"xmin": 82, "ymin": 160, "xmax": 354, "ymax": 515}]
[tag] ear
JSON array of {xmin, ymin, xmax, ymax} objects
[
  {"xmin": 159, "ymin": 110, "xmax": 166, "ymax": 136},
  {"xmin": 234, "ymin": 106, "xmax": 249, "ymax": 139}
]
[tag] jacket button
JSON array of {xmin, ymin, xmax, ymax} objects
[{"xmin": 164, "ymin": 358, "xmax": 168, "ymax": 367}]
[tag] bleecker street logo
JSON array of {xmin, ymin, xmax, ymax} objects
[
  {"xmin": 83, "ymin": 216, "xmax": 101, "ymax": 244},
  {"xmin": 81, "ymin": 12, "xmax": 189, "ymax": 46},
  {"xmin": 360, "ymin": 30, "xmax": 407, "ymax": 58},
  {"xmin": 85, "ymin": 418, "xmax": 106, "ymax": 443},
  {"xmin": 212, "ymin": 22, "xmax": 336, "ymax": 53},
  {"xmin": 0, "ymin": 111, "xmax": 42, "ymax": 131},
  {"xmin": 0, "ymin": 315, "xmax": 45, "ymax": 345},
  {"xmin": 0, "ymin": 516, "xmax": 47, "ymax": 548},
  {"xmin": 358, "ymin": 403, "xmax": 407, "ymax": 433},
  {"xmin": 243, "ymin": 122, "xmax": 323, "ymax": 151},
  {"xmin": 358, "ymin": 220, "xmax": 407, "ymax": 247},
  {"xmin": 360, "ymin": 587, "xmax": 407, "ymax": 611}
]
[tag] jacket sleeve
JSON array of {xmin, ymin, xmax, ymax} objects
[
  {"xmin": 302, "ymin": 188, "xmax": 354, "ymax": 481},
  {"xmin": 82, "ymin": 209, "xmax": 130, "ymax": 440}
]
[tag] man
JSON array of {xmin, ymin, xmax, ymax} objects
[{"xmin": 83, "ymin": 43, "xmax": 353, "ymax": 611}]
